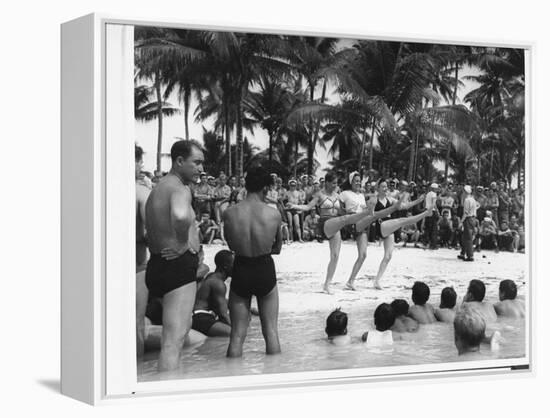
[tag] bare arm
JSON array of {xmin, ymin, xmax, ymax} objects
[
  {"xmin": 170, "ymin": 187, "xmax": 195, "ymax": 246},
  {"xmin": 212, "ymin": 281, "xmax": 231, "ymax": 325},
  {"xmin": 289, "ymin": 194, "xmax": 320, "ymax": 212},
  {"xmin": 271, "ymin": 213, "xmax": 283, "ymax": 255}
]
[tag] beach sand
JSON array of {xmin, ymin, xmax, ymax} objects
[{"xmin": 203, "ymin": 241, "xmax": 527, "ymax": 313}]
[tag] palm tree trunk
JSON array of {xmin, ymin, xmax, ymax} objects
[
  {"xmin": 224, "ymin": 100, "xmax": 231, "ymax": 175},
  {"xmin": 236, "ymin": 98, "xmax": 244, "ymax": 177},
  {"xmin": 413, "ymin": 132, "xmax": 420, "ymax": 180},
  {"xmin": 408, "ymin": 132, "xmax": 417, "ymax": 181},
  {"xmin": 368, "ymin": 122, "xmax": 375, "ymax": 170},
  {"xmin": 268, "ymin": 131, "xmax": 274, "ymax": 163},
  {"xmin": 183, "ymin": 85, "xmax": 190, "ymax": 140},
  {"xmin": 155, "ymin": 72, "xmax": 163, "ymax": 173},
  {"xmin": 308, "ymin": 79, "xmax": 327, "ymax": 175},
  {"xmin": 293, "ymin": 139, "xmax": 298, "ymax": 179},
  {"xmin": 489, "ymin": 145, "xmax": 494, "ymax": 180},
  {"xmin": 357, "ymin": 119, "xmax": 370, "ymax": 172},
  {"xmin": 444, "ymin": 64, "xmax": 460, "ymax": 180}
]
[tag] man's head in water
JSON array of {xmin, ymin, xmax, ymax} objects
[
  {"xmin": 499, "ymin": 280, "xmax": 518, "ymax": 301},
  {"xmin": 390, "ymin": 299, "xmax": 410, "ymax": 317},
  {"xmin": 214, "ymin": 250, "xmax": 234, "ymax": 278},
  {"xmin": 374, "ymin": 303, "xmax": 396, "ymax": 331},
  {"xmin": 440, "ymin": 287, "xmax": 457, "ymax": 309},
  {"xmin": 412, "ymin": 281, "xmax": 431, "ymax": 306},
  {"xmin": 170, "ymin": 140, "xmax": 204, "ymax": 183},
  {"xmin": 465, "ymin": 279, "xmax": 486, "ymax": 302},
  {"xmin": 245, "ymin": 166, "xmax": 274, "ymax": 194},
  {"xmin": 454, "ymin": 305, "xmax": 485, "ymax": 354},
  {"xmin": 135, "ymin": 144, "xmax": 144, "ymax": 180},
  {"xmin": 325, "ymin": 308, "xmax": 348, "ymax": 337}
]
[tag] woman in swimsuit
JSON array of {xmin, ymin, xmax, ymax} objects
[
  {"xmin": 371, "ymin": 180, "xmax": 432, "ymax": 290},
  {"xmin": 289, "ymin": 172, "xmax": 402, "ymax": 294},
  {"xmin": 285, "ymin": 180, "xmax": 304, "ymax": 242}
]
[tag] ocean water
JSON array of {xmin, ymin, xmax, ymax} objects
[{"xmin": 138, "ymin": 304, "xmax": 526, "ymax": 382}]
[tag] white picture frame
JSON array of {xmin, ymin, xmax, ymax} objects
[{"xmin": 61, "ymin": 13, "xmax": 533, "ymax": 405}]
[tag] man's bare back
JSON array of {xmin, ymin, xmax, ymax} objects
[
  {"xmin": 409, "ymin": 304, "xmax": 437, "ymax": 324},
  {"xmin": 223, "ymin": 200, "xmax": 282, "ymax": 256},
  {"xmin": 463, "ymin": 301, "xmax": 497, "ymax": 324},
  {"xmin": 145, "ymin": 174, "xmax": 200, "ymax": 255},
  {"xmin": 494, "ymin": 299, "xmax": 525, "ymax": 318},
  {"xmin": 136, "ymin": 183, "xmax": 150, "ymax": 267}
]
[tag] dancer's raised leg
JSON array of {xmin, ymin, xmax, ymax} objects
[{"xmin": 379, "ymin": 209, "xmax": 433, "ymax": 238}]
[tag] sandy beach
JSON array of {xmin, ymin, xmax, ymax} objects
[{"xmin": 203, "ymin": 241, "xmax": 527, "ymax": 312}]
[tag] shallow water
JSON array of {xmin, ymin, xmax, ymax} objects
[{"xmin": 138, "ymin": 303, "xmax": 526, "ymax": 382}]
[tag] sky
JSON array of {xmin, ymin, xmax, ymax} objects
[{"xmin": 135, "ymin": 44, "xmax": 482, "ymax": 177}]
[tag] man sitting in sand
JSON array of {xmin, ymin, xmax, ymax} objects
[
  {"xmin": 454, "ymin": 305, "xmax": 501, "ymax": 357},
  {"xmin": 390, "ymin": 299, "xmax": 419, "ymax": 332},
  {"xmin": 144, "ymin": 140, "xmax": 203, "ymax": 372},
  {"xmin": 462, "ymin": 279, "xmax": 497, "ymax": 324},
  {"xmin": 435, "ymin": 287, "xmax": 457, "ymax": 323},
  {"xmin": 191, "ymin": 250, "xmax": 234, "ymax": 337},
  {"xmin": 223, "ymin": 166, "xmax": 283, "ymax": 358},
  {"xmin": 325, "ymin": 308, "xmax": 351, "ymax": 346},
  {"xmin": 408, "ymin": 281, "xmax": 437, "ymax": 324},
  {"xmin": 362, "ymin": 303, "xmax": 395, "ymax": 347},
  {"xmin": 494, "ymin": 279, "xmax": 525, "ymax": 318}
]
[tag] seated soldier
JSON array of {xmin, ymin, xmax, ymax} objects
[
  {"xmin": 191, "ymin": 250, "xmax": 234, "ymax": 337},
  {"xmin": 400, "ymin": 212, "xmax": 420, "ymax": 247},
  {"xmin": 494, "ymin": 279, "xmax": 525, "ymax": 318},
  {"xmin": 497, "ymin": 221, "xmax": 514, "ymax": 252},
  {"xmin": 408, "ymin": 281, "xmax": 437, "ymax": 324}
]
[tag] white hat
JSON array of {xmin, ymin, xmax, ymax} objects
[
  {"xmin": 463, "ymin": 185, "xmax": 472, "ymax": 194},
  {"xmin": 484, "ymin": 217, "xmax": 491, "ymax": 222},
  {"xmin": 430, "ymin": 183, "xmax": 439, "ymax": 189}
]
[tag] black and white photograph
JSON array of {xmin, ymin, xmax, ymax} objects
[{"xmin": 130, "ymin": 24, "xmax": 528, "ymax": 382}]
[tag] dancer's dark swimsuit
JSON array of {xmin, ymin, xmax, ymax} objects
[
  {"xmin": 317, "ymin": 195, "xmax": 341, "ymax": 240},
  {"xmin": 145, "ymin": 251, "xmax": 199, "ymax": 298},
  {"xmin": 230, "ymin": 254, "xmax": 277, "ymax": 299},
  {"xmin": 375, "ymin": 198, "xmax": 393, "ymax": 239}
]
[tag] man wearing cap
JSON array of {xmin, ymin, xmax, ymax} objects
[
  {"xmin": 458, "ymin": 185, "xmax": 479, "ymax": 261},
  {"xmin": 425, "ymin": 183, "xmax": 440, "ymax": 249}
]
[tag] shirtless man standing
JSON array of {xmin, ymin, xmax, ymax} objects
[
  {"xmin": 223, "ymin": 166, "xmax": 283, "ymax": 357},
  {"xmin": 135, "ymin": 145, "xmax": 151, "ymax": 358},
  {"xmin": 145, "ymin": 140, "xmax": 203, "ymax": 372}
]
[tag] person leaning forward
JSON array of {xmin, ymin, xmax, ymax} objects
[{"xmin": 144, "ymin": 140, "xmax": 204, "ymax": 372}]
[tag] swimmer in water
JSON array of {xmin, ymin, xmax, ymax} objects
[
  {"xmin": 223, "ymin": 166, "xmax": 283, "ymax": 357},
  {"xmin": 325, "ymin": 308, "xmax": 351, "ymax": 346},
  {"xmin": 362, "ymin": 303, "xmax": 395, "ymax": 347},
  {"xmin": 408, "ymin": 281, "xmax": 437, "ymax": 324},
  {"xmin": 462, "ymin": 279, "xmax": 497, "ymax": 324},
  {"xmin": 435, "ymin": 287, "xmax": 457, "ymax": 323},
  {"xmin": 454, "ymin": 305, "xmax": 502, "ymax": 357},
  {"xmin": 390, "ymin": 299, "xmax": 419, "ymax": 332},
  {"xmin": 494, "ymin": 280, "xmax": 525, "ymax": 318}
]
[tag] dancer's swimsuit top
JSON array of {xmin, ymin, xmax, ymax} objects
[
  {"xmin": 340, "ymin": 190, "xmax": 367, "ymax": 214},
  {"xmin": 318, "ymin": 194, "xmax": 341, "ymax": 218},
  {"xmin": 375, "ymin": 197, "xmax": 393, "ymax": 221}
]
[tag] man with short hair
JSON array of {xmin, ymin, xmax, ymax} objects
[
  {"xmin": 145, "ymin": 140, "xmax": 204, "ymax": 371},
  {"xmin": 135, "ymin": 145, "xmax": 151, "ymax": 358},
  {"xmin": 462, "ymin": 279, "xmax": 497, "ymax": 323},
  {"xmin": 458, "ymin": 185, "xmax": 479, "ymax": 261},
  {"xmin": 223, "ymin": 166, "xmax": 283, "ymax": 357}
]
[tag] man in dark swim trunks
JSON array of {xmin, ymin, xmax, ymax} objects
[
  {"xmin": 145, "ymin": 140, "xmax": 203, "ymax": 371},
  {"xmin": 192, "ymin": 250, "xmax": 234, "ymax": 337},
  {"xmin": 223, "ymin": 166, "xmax": 283, "ymax": 357}
]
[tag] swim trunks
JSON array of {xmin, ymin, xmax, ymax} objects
[
  {"xmin": 191, "ymin": 310, "xmax": 218, "ymax": 335},
  {"xmin": 230, "ymin": 254, "xmax": 277, "ymax": 299},
  {"xmin": 145, "ymin": 251, "xmax": 199, "ymax": 298},
  {"xmin": 317, "ymin": 216, "xmax": 334, "ymax": 240}
]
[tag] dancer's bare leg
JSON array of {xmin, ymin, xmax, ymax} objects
[
  {"xmin": 373, "ymin": 235, "xmax": 394, "ymax": 290},
  {"xmin": 293, "ymin": 213, "xmax": 303, "ymax": 242},
  {"xmin": 379, "ymin": 209, "xmax": 433, "ymax": 238},
  {"xmin": 286, "ymin": 212, "xmax": 294, "ymax": 242},
  {"xmin": 323, "ymin": 232, "xmax": 342, "ymax": 294},
  {"xmin": 345, "ymin": 233, "xmax": 367, "ymax": 290}
]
